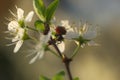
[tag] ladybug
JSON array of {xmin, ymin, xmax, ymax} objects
[{"xmin": 55, "ymin": 26, "xmax": 67, "ymax": 35}]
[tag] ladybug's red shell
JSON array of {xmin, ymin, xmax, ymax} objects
[{"xmin": 55, "ymin": 26, "xmax": 66, "ymax": 35}]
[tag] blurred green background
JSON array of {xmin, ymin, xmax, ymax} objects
[{"xmin": 0, "ymin": 0, "xmax": 120, "ymax": 80}]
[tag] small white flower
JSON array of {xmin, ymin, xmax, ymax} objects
[
  {"xmin": 7, "ymin": 7, "xmax": 34, "ymax": 53},
  {"xmin": 67, "ymin": 23, "xmax": 97, "ymax": 39},
  {"xmin": 61, "ymin": 20, "xmax": 98, "ymax": 47},
  {"xmin": 29, "ymin": 32, "xmax": 51, "ymax": 64},
  {"xmin": 7, "ymin": 21, "xmax": 25, "ymax": 53}
]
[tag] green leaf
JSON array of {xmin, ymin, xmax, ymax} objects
[
  {"xmin": 40, "ymin": 75, "xmax": 50, "ymax": 80},
  {"xmin": 52, "ymin": 71, "xmax": 65, "ymax": 80},
  {"xmin": 34, "ymin": 20, "xmax": 45, "ymax": 32},
  {"xmin": 73, "ymin": 77, "xmax": 80, "ymax": 80},
  {"xmin": 46, "ymin": 0, "xmax": 59, "ymax": 23},
  {"xmin": 33, "ymin": 0, "xmax": 46, "ymax": 22}
]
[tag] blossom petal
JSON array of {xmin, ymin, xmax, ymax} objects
[
  {"xmin": 61, "ymin": 20, "xmax": 71, "ymax": 29},
  {"xmin": 29, "ymin": 51, "xmax": 44, "ymax": 64},
  {"xmin": 17, "ymin": 8, "xmax": 24, "ymax": 21},
  {"xmin": 29, "ymin": 52, "xmax": 39, "ymax": 64},
  {"xmin": 81, "ymin": 44, "xmax": 85, "ymax": 48},
  {"xmin": 65, "ymin": 31, "xmax": 79, "ymax": 40},
  {"xmin": 75, "ymin": 41, "xmax": 79, "ymax": 46},
  {"xmin": 83, "ymin": 25, "xmax": 97, "ymax": 39},
  {"xmin": 57, "ymin": 41, "xmax": 65, "ymax": 53},
  {"xmin": 87, "ymin": 41, "xmax": 100, "ymax": 46},
  {"xmin": 82, "ymin": 23, "xmax": 88, "ymax": 33},
  {"xmin": 13, "ymin": 40, "xmax": 23, "ymax": 53},
  {"xmin": 25, "ymin": 11, "xmax": 34, "ymax": 22},
  {"xmin": 40, "ymin": 31, "xmax": 51, "ymax": 43},
  {"xmin": 12, "ymin": 36, "xmax": 19, "ymax": 42},
  {"xmin": 38, "ymin": 50, "xmax": 44, "ymax": 59},
  {"xmin": 8, "ymin": 21, "xmax": 19, "ymax": 31},
  {"xmin": 83, "ymin": 31, "xmax": 97, "ymax": 39}
]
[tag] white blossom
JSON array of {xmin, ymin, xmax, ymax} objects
[
  {"xmin": 7, "ymin": 7, "xmax": 34, "ymax": 53},
  {"xmin": 29, "ymin": 32, "xmax": 51, "ymax": 64},
  {"xmin": 61, "ymin": 20, "xmax": 98, "ymax": 47}
]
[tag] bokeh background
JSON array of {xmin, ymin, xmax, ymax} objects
[{"xmin": 0, "ymin": 0, "xmax": 120, "ymax": 80}]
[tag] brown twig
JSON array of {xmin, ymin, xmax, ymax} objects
[{"xmin": 50, "ymin": 37, "xmax": 73, "ymax": 80}]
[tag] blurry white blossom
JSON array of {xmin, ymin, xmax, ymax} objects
[
  {"xmin": 29, "ymin": 32, "xmax": 51, "ymax": 64},
  {"xmin": 61, "ymin": 20, "xmax": 98, "ymax": 47}
]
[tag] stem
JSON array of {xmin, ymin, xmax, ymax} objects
[
  {"xmin": 51, "ymin": 38, "xmax": 73, "ymax": 80},
  {"xmin": 64, "ymin": 61, "xmax": 72, "ymax": 80},
  {"xmin": 62, "ymin": 56, "xmax": 72, "ymax": 80},
  {"xmin": 26, "ymin": 26, "xmax": 38, "ymax": 32},
  {"xmin": 71, "ymin": 45, "xmax": 80, "ymax": 58},
  {"xmin": 29, "ymin": 36, "xmax": 39, "ymax": 43},
  {"xmin": 48, "ymin": 48, "xmax": 60, "ymax": 58},
  {"xmin": 51, "ymin": 38, "xmax": 63, "ymax": 58}
]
